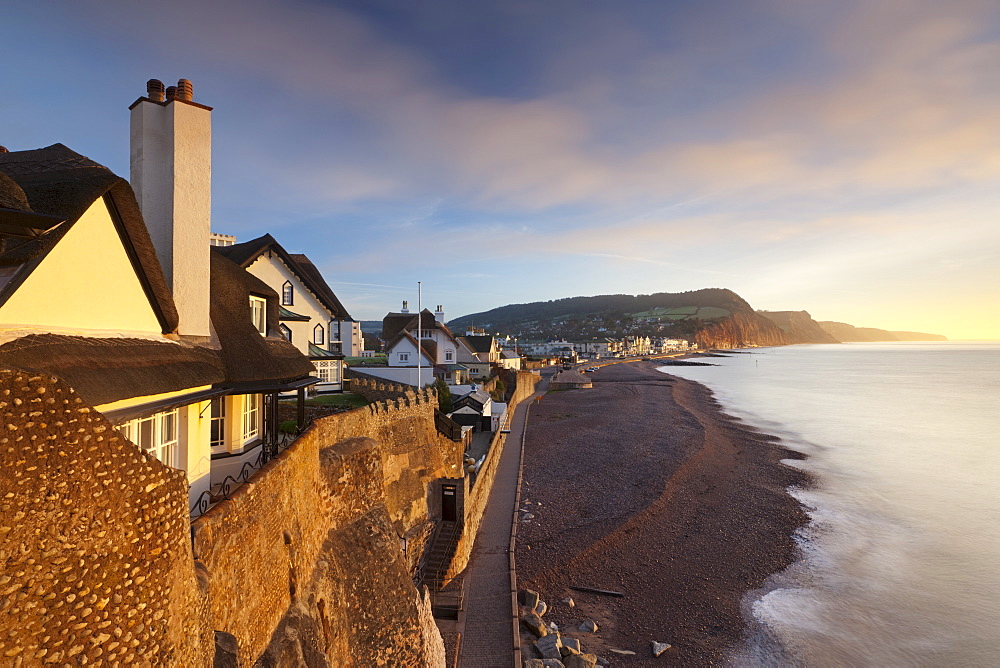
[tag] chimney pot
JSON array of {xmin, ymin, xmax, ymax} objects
[
  {"xmin": 146, "ymin": 79, "xmax": 165, "ymax": 102},
  {"xmin": 165, "ymin": 86, "xmax": 178, "ymax": 101},
  {"xmin": 176, "ymin": 79, "xmax": 193, "ymax": 102}
]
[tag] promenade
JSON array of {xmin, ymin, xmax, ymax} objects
[{"xmin": 457, "ymin": 372, "xmax": 550, "ymax": 668}]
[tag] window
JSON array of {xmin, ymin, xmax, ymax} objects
[
  {"xmin": 242, "ymin": 395, "xmax": 261, "ymax": 444},
  {"xmin": 210, "ymin": 398, "xmax": 226, "ymax": 453},
  {"xmin": 281, "ymin": 281, "xmax": 293, "ymax": 305},
  {"xmin": 445, "ymin": 349, "xmax": 454, "ymax": 362},
  {"xmin": 279, "ymin": 324, "xmax": 292, "ymax": 342},
  {"xmin": 314, "ymin": 360, "xmax": 340, "ymax": 383},
  {"xmin": 250, "ymin": 296, "xmax": 267, "ymax": 335},
  {"xmin": 399, "ymin": 352, "xmax": 409, "ymax": 362},
  {"xmin": 121, "ymin": 408, "xmax": 180, "ymax": 468},
  {"xmin": 313, "ymin": 324, "xmax": 325, "ymax": 346}
]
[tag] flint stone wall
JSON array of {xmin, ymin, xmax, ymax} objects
[{"xmin": 0, "ymin": 369, "xmax": 206, "ymax": 666}]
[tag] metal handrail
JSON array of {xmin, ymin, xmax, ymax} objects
[{"xmin": 189, "ymin": 429, "xmax": 298, "ymax": 519}]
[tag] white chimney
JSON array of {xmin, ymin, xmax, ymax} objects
[
  {"xmin": 401, "ymin": 300, "xmax": 409, "ymax": 313},
  {"xmin": 435, "ymin": 304, "xmax": 444, "ymax": 323},
  {"xmin": 130, "ymin": 78, "xmax": 212, "ymax": 341}
]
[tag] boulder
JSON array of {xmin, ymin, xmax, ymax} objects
[
  {"xmin": 524, "ymin": 660, "xmax": 565, "ymax": 668},
  {"xmin": 652, "ymin": 641, "xmax": 673, "ymax": 657},
  {"xmin": 561, "ymin": 597, "xmax": 575, "ymax": 608},
  {"xmin": 548, "ymin": 622, "xmax": 559, "ymax": 633},
  {"xmin": 559, "ymin": 637, "xmax": 582, "ymax": 656},
  {"xmin": 564, "ymin": 655, "xmax": 599, "ymax": 668},
  {"xmin": 533, "ymin": 599, "xmax": 548, "ymax": 616},
  {"xmin": 521, "ymin": 589, "xmax": 541, "ymax": 609},
  {"xmin": 578, "ymin": 620, "xmax": 599, "ymax": 633},
  {"xmin": 522, "ymin": 612, "xmax": 548, "ymax": 638},
  {"xmin": 535, "ymin": 633, "xmax": 563, "ymax": 660}
]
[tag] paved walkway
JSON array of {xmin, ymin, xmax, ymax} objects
[{"xmin": 458, "ymin": 374, "xmax": 550, "ymax": 668}]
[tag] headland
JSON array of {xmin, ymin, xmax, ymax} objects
[{"xmin": 515, "ymin": 361, "xmax": 808, "ymax": 665}]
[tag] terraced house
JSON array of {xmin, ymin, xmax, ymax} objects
[{"xmin": 0, "ymin": 79, "xmax": 319, "ymax": 512}]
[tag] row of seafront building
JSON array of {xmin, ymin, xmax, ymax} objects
[{"xmin": 518, "ymin": 335, "xmax": 693, "ymax": 360}]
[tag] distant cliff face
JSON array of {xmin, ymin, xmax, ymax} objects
[
  {"xmin": 818, "ymin": 321, "xmax": 947, "ymax": 342},
  {"xmin": 695, "ymin": 311, "xmax": 791, "ymax": 349},
  {"xmin": 758, "ymin": 311, "xmax": 840, "ymax": 344}
]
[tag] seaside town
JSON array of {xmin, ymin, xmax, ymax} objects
[{"xmin": 3, "ymin": 3, "xmax": 999, "ymax": 668}]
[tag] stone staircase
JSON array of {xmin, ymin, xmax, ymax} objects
[{"xmin": 419, "ymin": 521, "xmax": 464, "ymax": 620}]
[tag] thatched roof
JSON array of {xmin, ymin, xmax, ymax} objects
[
  {"xmin": 0, "ymin": 172, "xmax": 31, "ymax": 212},
  {"xmin": 210, "ymin": 250, "xmax": 315, "ymax": 386},
  {"xmin": 216, "ymin": 234, "xmax": 351, "ymax": 319},
  {"xmin": 0, "ymin": 334, "xmax": 224, "ymax": 407},
  {"xmin": 0, "ymin": 144, "xmax": 179, "ymax": 333}
]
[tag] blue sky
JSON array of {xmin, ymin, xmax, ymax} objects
[{"xmin": 3, "ymin": 0, "xmax": 999, "ymax": 338}]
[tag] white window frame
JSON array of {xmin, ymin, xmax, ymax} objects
[
  {"xmin": 241, "ymin": 394, "xmax": 262, "ymax": 445},
  {"xmin": 313, "ymin": 324, "xmax": 325, "ymax": 346},
  {"xmin": 279, "ymin": 324, "xmax": 292, "ymax": 342},
  {"xmin": 399, "ymin": 352, "xmax": 409, "ymax": 362},
  {"xmin": 121, "ymin": 408, "xmax": 180, "ymax": 469},
  {"xmin": 445, "ymin": 349, "xmax": 454, "ymax": 362},
  {"xmin": 250, "ymin": 296, "xmax": 267, "ymax": 336},
  {"xmin": 210, "ymin": 398, "xmax": 226, "ymax": 454},
  {"xmin": 281, "ymin": 281, "xmax": 293, "ymax": 306}
]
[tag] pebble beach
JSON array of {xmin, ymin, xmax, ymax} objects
[{"xmin": 515, "ymin": 361, "xmax": 809, "ymax": 665}]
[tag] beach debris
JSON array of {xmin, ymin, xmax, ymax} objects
[
  {"xmin": 561, "ymin": 596, "xmax": 575, "ymax": 608},
  {"xmin": 522, "ymin": 612, "xmax": 548, "ymax": 638},
  {"xmin": 535, "ymin": 632, "xmax": 564, "ymax": 660},
  {"xmin": 570, "ymin": 585, "xmax": 624, "ymax": 597},
  {"xmin": 564, "ymin": 655, "xmax": 599, "ymax": 668},
  {"xmin": 523, "ymin": 512, "xmax": 536, "ymax": 520},
  {"xmin": 651, "ymin": 641, "xmax": 673, "ymax": 657},
  {"xmin": 608, "ymin": 648, "xmax": 637, "ymax": 656},
  {"xmin": 578, "ymin": 620, "xmax": 599, "ymax": 633},
  {"xmin": 560, "ymin": 637, "xmax": 582, "ymax": 656}
]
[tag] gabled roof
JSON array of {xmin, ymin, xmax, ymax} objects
[
  {"xmin": 216, "ymin": 234, "xmax": 351, "ymax": 319},
  {"xmin": 0, "ymin": 144, "xmax": 179, "ymax": 333},
  {"xmin": 458, "ymin": 335, "xmax": 496, "ymax": 354},
  {"xmin": 382, "ymin": 308, "xmax": 456, "ymax": 342}
]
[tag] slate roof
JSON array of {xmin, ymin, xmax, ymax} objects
[
  {"xmin": 0, "ymin": 144, "xmax": 179, "ymax": 334},
  {"xmin": 216, "ymin": 234, "xmax": 351, "ymax": 320},
  {"xmin": 459, "ymin": 335, "xmax": 496, "ymax": 354},
  {"xmin": 382, "ymin": 308, "xmax": 456, "ymax": 342}
]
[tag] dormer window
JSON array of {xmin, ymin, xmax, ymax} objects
[
  {"xmin": 282, "ymin": 281, "xmax": 293, "ymax": 305},
  {"xmin": 313, "ymin": 324, "xmax": 325, "ymax": 346},
  {"xmin": 250, "ymin": 296, "xmax": 267, "ymax": 335},
  {"xmin": 279, "ymin": 324, "xmax": 292, "ymax": 342}
]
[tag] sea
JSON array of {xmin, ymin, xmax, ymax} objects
[{"xmin": 658, "ymin": 342, "xmax": 1000, "ymax": 667}]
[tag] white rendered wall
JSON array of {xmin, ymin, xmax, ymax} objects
[
  {"xmin": 130, "ymin": 99, "xmax": 212, "ymax": 339},
  {"xmin": 246, "ymin": 254, "xmax": 330, "ymax": 355},
  {"xmin": 0, "ymin": 198, "xmax": 163, "ymax": 334}
]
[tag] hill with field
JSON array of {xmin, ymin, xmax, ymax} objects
[{"xmin": 448, "ymin": 289, "xmax": 793, "ymax": 348}]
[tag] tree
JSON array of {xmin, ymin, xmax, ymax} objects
[{"xmin": 433, "ymin": 377, "xmax": 453, "ymax": 413}]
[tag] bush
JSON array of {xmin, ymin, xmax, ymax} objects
[{"xmin": 279, "ymin": 419, "xmax": 298, "ymax": 434}]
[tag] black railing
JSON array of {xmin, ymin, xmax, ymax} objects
[{"xmin": 189, "ymin": 429, "xmax": 298, "ymax": 519}]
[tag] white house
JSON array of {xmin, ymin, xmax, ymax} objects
[
  {"xmin": 214, "ymin": 234, "xmax": 357, "ymax": 392},
  {"xmin": 0, "ymin": 78, "xmax": 317, "ymax": 512}
]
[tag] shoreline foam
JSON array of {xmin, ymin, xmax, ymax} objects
[{"xmin": 514, "ymin": 361, "xmax": 809, "ymax": 665}]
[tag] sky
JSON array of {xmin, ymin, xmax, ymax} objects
[{"xmin": 3, "ymin": 0, "xmax": 999, "ymax": 339}]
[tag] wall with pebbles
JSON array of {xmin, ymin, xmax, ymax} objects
[{"xmin": 0, "ymin": 369, "xmax": 205, "ymax": 666}]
